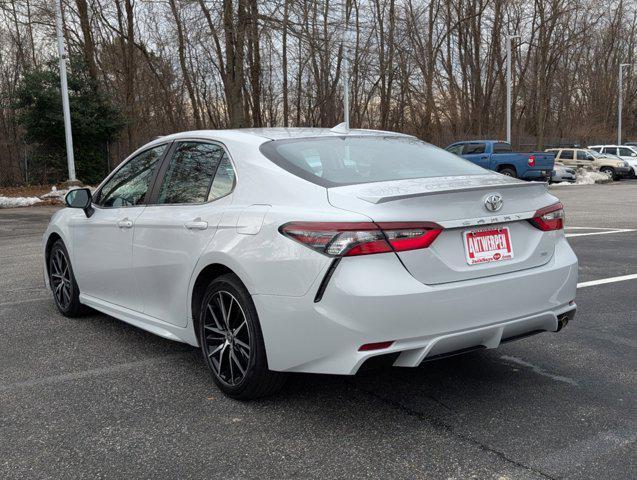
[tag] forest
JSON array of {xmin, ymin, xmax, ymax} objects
[{"xmin": 0, "ymin": 0, "xmax": 635, "ymax": 185}]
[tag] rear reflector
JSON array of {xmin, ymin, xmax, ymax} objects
[
  {"xmin": 359, "ymin": 341, "xmax": 394, "ymax": 351},
  {"xmin": 529, "ymin": 202, "xmax": 564, "ymax": 231},
  {"xmin": 280, "ymin": 221, "xmax": 443, "ymax": 257}
]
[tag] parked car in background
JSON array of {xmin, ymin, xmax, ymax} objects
[
  {"xmin": 588, "ymin": 145, "xmax": 637, "ymax": 177},
  {"xmin": 550, "ymin": 164, "xmax": 577, "ymax": 183},
  {"xmin": 446, "ymin": 140, "xmax": 554, "ymax": 181},
  {"xmin": 545, "ymin": 148, "xmax": 631, "ymax": 180},
  {"xmin": 623, "ymin": 141, "xmax": 637, "ymax": 147},
  {"xmin": 43, "ymin": 128, "xmax": 577, "ymax": 399}
]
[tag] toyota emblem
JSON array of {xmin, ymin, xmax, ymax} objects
[{"xmin": 484, "ymin": 194, "xmax": 503, "ymax": 212}]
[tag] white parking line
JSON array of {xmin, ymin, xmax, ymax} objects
[
  {"xmin": 565, "ymin": 226, "xmax": 624, "ymax": 230},
  {"xmin": 577, "ymin": 274, "xmax": 637, "ymax": 289},
  {"xmin": 565, "ymin": 228, "xmax": 635, "ymax": 238}
]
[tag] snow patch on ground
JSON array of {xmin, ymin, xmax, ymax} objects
[
  {"xmin": 0, "ymin": 185, "xmax": 95, "ymax": 208},
  {"xmin": 40, "ymin": 185, "xmax": 67, "ymax": 199},
  {"xmin": 551, "ymin": 168, "xmax": 612, "ymax": 186},
  {"xmin": 0, "ymin": 196, "xmax": 42, "ymax": 208}
]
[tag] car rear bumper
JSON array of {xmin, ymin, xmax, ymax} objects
[
  {"xmin": 254, "ymin": 236, "xmax": 578, "ymax": 375},
  {"xmin": 551, "ymin": 173, "xmax": 576, "ymax": 182},
  {"xmin": 522, "ymin": 169, "xmax": 551, "ymax": 181}
]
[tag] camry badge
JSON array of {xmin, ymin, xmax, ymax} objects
[{"xmin": 484, "ymin": 194, "xmax": 503, "ymax": 212}]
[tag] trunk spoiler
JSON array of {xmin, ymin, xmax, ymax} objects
[{"xmin": 339, "ymin": 175, "xmax": 547, "ymax": 204}]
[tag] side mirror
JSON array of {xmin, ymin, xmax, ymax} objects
[{"xmin": 65, "ymin": 188, "xmax": 94, "ymax": 218}]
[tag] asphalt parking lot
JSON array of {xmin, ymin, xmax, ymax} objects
[{"xmin": 1, "ymin": 182, "xmax": 635, "ymax": 480}]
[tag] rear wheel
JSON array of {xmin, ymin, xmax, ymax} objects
[
  {"xmin": 198, "ymin": 274, "xmax": 286, "ymax": 400},
  {"xmin": 499, "ymin": 167, "xmax": 517, "ymax": 178},
  {"xmin": 49, "ymin": 240, "xmax": 86, "ymax": 317}
]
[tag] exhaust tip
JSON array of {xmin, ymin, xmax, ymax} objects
[{"xmin": 556, "ymin": 308, "xmax": 576, "ymax": 332}]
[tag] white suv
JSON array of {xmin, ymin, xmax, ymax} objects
[{"xmin": 588, "ymin": 145, "xmax": 637, "ymax": 177}]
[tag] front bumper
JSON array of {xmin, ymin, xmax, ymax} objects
[
  {"xmin": 255, "ymin": 236, "xmax": 578, "ymax": 375},
  {"xmin": 616, "ymin": 166, "xmax": 633, "ymax": 177}
]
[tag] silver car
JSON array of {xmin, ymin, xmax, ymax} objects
[
  {"xmin": 551, "ymin": 164, "xmax": 577, "ymax": 183},
  {"xmin": 43, "ymin": 128, "xmax": 578, "ymax": 399}
]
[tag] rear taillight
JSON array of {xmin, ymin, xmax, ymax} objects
[
  {"xmin": 279, "ymin": 221, "xmax": 443, "ymax": 257},
  {"xmin": 528, "ymin": 155, "xmax": 536, "ymax": 167},
  {"xmin": 529, "ymin": 202, "xmax": 564, "ymax": 231}
]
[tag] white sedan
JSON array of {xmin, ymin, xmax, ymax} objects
[{"xmin": 43, "ymin": 128, "xmax": 578, "ymax": 399}]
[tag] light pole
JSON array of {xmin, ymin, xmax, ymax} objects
[
  {"xmin": 341, "ymin": 0, "xmax": 350, "ymax": 130},
  {"xmin": 54, "ymin": 0, "xmax": 77, "ymax": 182},
  {"xmin": 618, "ymin": 63, "xmax": 633, "ymax": 146},
  {"xmin": 506, "ymin": 35, "xmax": 520, "ymax": 144}
]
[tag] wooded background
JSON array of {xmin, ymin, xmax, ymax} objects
[{"xmin": 1, "ymin": 0, "xmax": 636, "ymax": 185}]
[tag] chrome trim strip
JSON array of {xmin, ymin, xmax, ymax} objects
[{"xmin": 438, "ymin": 210, "xmax": 536, "ymax": 229}]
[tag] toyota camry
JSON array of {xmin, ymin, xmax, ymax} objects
[{"xmin": 43, "ymin": 128, "xmax": 578, "ymax": 399}]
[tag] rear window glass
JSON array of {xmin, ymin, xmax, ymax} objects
[
  {"xmin": 260, "ymin": 136, "xmax": 487, "ymax": 187},
  {"xmin": 493, "ymin": 142, "xmax": 512, "ymax": 153},
  {"xmin": 462, "ymin": 143, "xmax": 486, "ymax": 154}
]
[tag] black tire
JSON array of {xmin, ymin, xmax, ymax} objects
[
  {"xmin": 48, "ymin": 239, "xmax": 86, "ymax": 317},
  {"xmin": 198, "ymin": 273, "xmax": 286, "ymax": 400},
  {"xmin": 599, "ymin": 167, "xmax": 615, "ymax": 180},
  {"xmin": 499, "ymin": 167, "xmax": 517, "ymax": 178}
]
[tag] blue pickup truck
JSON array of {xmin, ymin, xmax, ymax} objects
[{"xmin": 445, "ymin": 140, "xmax": 554, "ymax": 181}]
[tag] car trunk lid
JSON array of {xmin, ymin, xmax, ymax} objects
[{"xmin": 327, "ymin": 173, "xmax": 559, "ymax": 284}]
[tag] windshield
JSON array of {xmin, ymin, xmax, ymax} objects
[
  {"xmin": 589, "ymin": 150, "xmax": 605, "ymax": 159},
  {"xmin": 260, "ymin": 136, "xmax": 488, "ymax": 187}
]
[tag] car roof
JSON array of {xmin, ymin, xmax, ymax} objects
[{"xmin": 153, "ymin": 127, "xmax": 413, "ymax": 145}]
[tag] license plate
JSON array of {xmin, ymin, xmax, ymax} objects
[{"xmin": 463, "ymin": 227, "xmax": 514, "ymax": 265}]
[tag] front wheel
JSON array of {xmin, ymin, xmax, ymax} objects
[
  {"xmin": 198, "ymin": 274, "xmax": 286, "ymax": 400},
  {"xmin": 48, "ymin": 240, "xmax": 86, "ymax": 317}
]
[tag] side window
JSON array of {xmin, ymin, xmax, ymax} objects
[
  {"xmin": 604, "ymin": 147, "xmax": 618, "ymax": 155},
  {"xmin": 560, "ymin": 149, "xmax": 574, "ymax": 160},
  {"xmin": 208, "ymin": 155, "xmax": 236, "ymax": 201},
  {"xmin": 446, "ymin": 144, "xmax": 463, "ymax": 155},
  {"xmin": 157, "ymin": 142, "xmax": 233, "ymax": 204},
  {"xmin": 589, "ymin": 147, "xmax": 601, "ymax": 152},
  {"xmin": 97, "ymin": 145, "xmax": 166, "ymax": 207},
  {"xmin": 619, "ymin": 147, "xmax": 636, "ymax": 157},
  {"xmin": 462, "ymin": 143, "xmax": 486, "ymax": 155},
  {"xmin": 576, "ymin": 150, "xmax": 590, "ymax": 160}
]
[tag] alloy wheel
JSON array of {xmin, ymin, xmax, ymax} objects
[
  {"xmin": 202, "ymin": 291, "xmax": 252, "ymax": 386},
  {"xmin": 50, "ymin": 249, "xmax": 72, "ymax": 310}
]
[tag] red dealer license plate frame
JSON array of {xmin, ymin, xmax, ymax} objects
[{"xmin": 463, "ymin": 226, "xmax": 514, "ymax": 265}]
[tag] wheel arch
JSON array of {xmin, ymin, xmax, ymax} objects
[
  {"xmin": 496, "ymin": 164, "xmax": 518, "ymax": 175},
  {"xmin": 189, "ymin": 262, "xmax": 252, "ymax": 346},
  {"xmin": 44, "ymin": 232, "xmax": 64, "ymax": 277}
]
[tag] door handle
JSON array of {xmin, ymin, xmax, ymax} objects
[
  {"xmin": 185, "ymin": 220, "xmax": 208, "ymax": 230},
  {"xmin": 117, "ymin": 219, "xmax": 133, "ymax": 229}
]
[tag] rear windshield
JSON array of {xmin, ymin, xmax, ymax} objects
[
  {"xmin": 493, "ymin": 142, "xmax": 512, "ymax": 153},
  {"xmin": 260, "ymin": 136, "xmax": 487, "ymax": 187}
]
